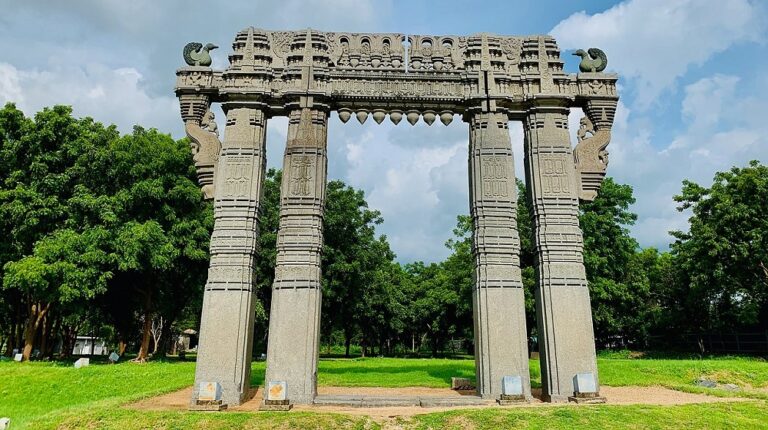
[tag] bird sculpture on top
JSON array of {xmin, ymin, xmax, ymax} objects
[
  {"xmin": 183, "ymin": 42, "xmax": 218, "ymax": 67},
  {"xmin": 573, "ymin": 48, "xmax": 607, "ymax": 73}
]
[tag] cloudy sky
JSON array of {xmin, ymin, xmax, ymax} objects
[{"xmin": 1, "ymin": 0, "xmax": 766, "ymax": 263}]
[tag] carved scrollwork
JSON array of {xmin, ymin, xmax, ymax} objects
[
  {"xmin": 573, "ymin": 114, "xmax": 611, "ymax": 201},
  {"xmin": 499, "ymin": 37, "xmax": 522, "ymax": 66}
]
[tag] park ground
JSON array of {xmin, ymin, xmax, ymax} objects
[{"xmin": 2, "ymin": 353, "xmax": 768, "ymax": 429}]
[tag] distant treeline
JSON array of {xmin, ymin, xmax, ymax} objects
[{"xmin": 0, "ymin": 104, "xmax": 766, "ymax": 361}]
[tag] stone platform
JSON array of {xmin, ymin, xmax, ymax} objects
[{"xmin": 313, "ymin": 394, "xmax": 489, "ymax": 408}]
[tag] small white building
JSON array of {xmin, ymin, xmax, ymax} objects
[{"xmin": 72, "ymin": 336, "xmax": 108, "ymax": 356}]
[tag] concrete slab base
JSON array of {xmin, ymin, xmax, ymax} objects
[
  {"xmin": 188, "ymin": 400, "xmax": 228, "ymax": 411},
  {"xmin": 497, "ymin": 394, "xmax": 528, "ymax": 406},
  {"xmin": 313, "ymin": 394, "xmax": 489, "ymax": 408},
  {"xmin": 568, "ymin": 395, "xmax": 607, "ymax": 404},
  {"xmin": 259, "ymin": 403, "xmax": 294, "ymax": 411}
]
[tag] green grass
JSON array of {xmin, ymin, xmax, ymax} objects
[
  {"xmin": 29, "ymin": 410, "xmax": 379, "ymax": 430},
  {"xmin": 0, "ymin": 359, "xmax": 196, "ymax": 427},
  {"xmin": 2, "ymin": 355, "xmax": 767, "ymax": 429},
  {"xmin": 409, "ymin": 402, "xmax": 768, "ymax": 430},
  {"xmin": 316, "ymin": 357, "xmax": 478, "ymax": 387}
]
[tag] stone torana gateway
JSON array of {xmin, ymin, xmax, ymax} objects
[{"xmin": 175, "ymin": 28, "xmax": 618, "ymax": 409}]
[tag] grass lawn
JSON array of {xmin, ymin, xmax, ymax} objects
[{"xmin": 1, "ymin": 354, "xmax": 767, "ymax": 429}]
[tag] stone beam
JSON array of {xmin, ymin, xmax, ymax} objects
[
  {"xmin": 191, "ymin": 106, "xmax": 268, "ymax": 407},
  {"xmin": 523, "ymin": 99, "xmax": 601, "ymax": 402},
  {"xmin": 264, "ymin": 105, "xmax": 328, "ymax": 405},
  {"xmin": 468, "ymin": 111, "xmax": 531, "ymax": 400}
]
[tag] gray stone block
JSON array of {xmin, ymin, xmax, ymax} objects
[
  {"xmin": 266, "ymin": 381, "xmax": 288, "ymax": 401},
  {"xmin": 198, "ymin": 381, "xmax": 222, "ymax": 401},
  {"xmin": 451, "ymin": 377, "xmax": 475, "ymax": 390},
  {"xmin": 574, "ymin": 373, "xmax": 597, "ymax": 394},
  {"xmin": 502, "ymin": 375, "xmax": 523, "ymax": 396},
  {"xmin": 420, "ymin": 397, "xmax": 487, "ymax": 407}
]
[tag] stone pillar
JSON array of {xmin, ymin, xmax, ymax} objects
[
  {"xmin": 523, "ymin": 101, "xmax": 601, "ymax": 402},
  {"xmin": 192, "ymin": 107, "xmax": 268, "ymax": 407},
  {"xmin": 264, "ymin": 106, "xmax": 328, "ymax": 404},
  {"xmin": 468, "ymin": 111, "xmax": 531, "ymax": 400}
]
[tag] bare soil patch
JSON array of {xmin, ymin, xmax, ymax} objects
[{"xmin": 127, "ymin": 384, "xmax": 748, "ymax": 417}]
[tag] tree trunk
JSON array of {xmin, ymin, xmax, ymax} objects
[
  {"xmin": 150, "ymin": 316, "xmax": 164, "ymax": 355},
  {"xmin": 154, "ymin": 318, "xmax": 174, "ymax": 358},
  {"xmin": 60, "ymin": 324, "xmax": 77, "ymax": 359},
  {"xmin": 135, "ymin": 290, "xmax": 153, "ymax": 362},
  {"xmin": 43, "ymin": 317, "xmax": 59, "ymax": 358},
  {"xmin": 39, "ymin": 313, "xmax": 52, "ymax": 359},
  {"xmin": 344, "ymin": 331, "xmax": 352, "ymax": 358},
  {"xmin": 22, "ymin": 302, "xmax": 51, "ymax": 361}
]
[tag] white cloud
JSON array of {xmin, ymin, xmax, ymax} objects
[
  {"xmin": 329, "ymin": 119, "xmax": 470, "ymax": 262},
  {"xmin": 606, "ymin": 75, "xmax": 768, "ymax": 248},
  {"xmin": 0, "ymin": 62, "xmax": 179, "ymax": 135},
  {"xmin": 552, "ymin": 0, "xmax": 765, "ymax": 109},
  {"xmin": 680, "ymin": 74, "xmax": 739, "ymax": 133}
]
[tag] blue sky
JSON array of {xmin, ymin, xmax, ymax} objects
[{"xmin": 0, "ymin": 0, "xmax": 766, "ymax": 263}]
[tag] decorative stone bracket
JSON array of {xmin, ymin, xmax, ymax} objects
[
  {"xmin": 180, "ymin": 93, "xmax": 221, "ymax": 200},
  {"xmin": 574, "ymin": 97, "xmax": 617, "ymax": 201}
]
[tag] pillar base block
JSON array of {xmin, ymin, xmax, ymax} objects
[
  {"xmin": 497, "ymin": 394, "xmax": 529, "ymax": 405},
  {"xmin": 568, "ymin": 393, "xmax": 607, "ymax": 404},
  {"xmin": 541, "ymin": 393, "xmax": 571, "ymax": 403},
  {"xmin": 260, "ymin": 399, "xmax": 294, "ymax": 411},
  {"xmin": 189, "ymin": 400, "xmax": 228, "ymax": 412}
]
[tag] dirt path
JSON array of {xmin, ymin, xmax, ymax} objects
[{"xmin": 128, "ymin": 384, "xmax": 749, "ymax": 418}]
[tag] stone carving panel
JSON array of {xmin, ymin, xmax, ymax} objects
[
  {"xmin": 290, "ymin": 156, "xmax": 315, "ymax": 196},
  {"xmin": 482, "ymin": 156, "xmax": 511, "ymax": 198},
  {"xmin": 326, "ymin": 32, "xmax": 406, "ymax": 71},
  {"xmin": 221, "ymin": 156, "xmax": 252, "ymax": 198},
  {"xmin": 540, "ymin": 156, "xmax": 570, "ymax": 195}
]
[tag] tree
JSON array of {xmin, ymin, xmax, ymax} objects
[
  {"xmin": 0, "ymin": 104, "xmax": 119, "ymax": 360},
  {"xmin": 321, "ymin": 179, "xmax": 395, "ymax": 357},
  {"xmin": 578, "ymin": 178, "xmax": 659, "ymax": 346},
  {"xmin": 92, "ymin": 127, "xmax": 211, "ymax": 361},
  {"xmin": 671, "ymin": 160, "xmax": 768, "ymax": 332},
  {"xmin": 0, "ymin": 104, "xmax": 212, "ymax": 361}
]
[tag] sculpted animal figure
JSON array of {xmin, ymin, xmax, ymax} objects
[
  {"xmin": 183, "ymin": 42, "xmax": 218, "ymax": 67},
  {"xmin": 573, "ymin": 48, "xmax": 607, "ymax": 73}
]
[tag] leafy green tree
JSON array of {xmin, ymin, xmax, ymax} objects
[
  {"xmin": 671, "ymin": 160, "xmax": 768, "ymax": 331},
  {"xmin": 0, "ymin": 103, "xmax": 212, "ymax": 361},
  {"xmin": 0, "ymin": 104, "xmax": 118, "ymax": 360},
  {"xmin": 91, "ymin": 127, "xmax": 212, "ymax": 361},
  {"xmin": 321, "ymin": 179, "xmax": 396, "ymax": 357},
  {"xmin": 579, "ymin": 178, "xmax": 658, "ymax": 346}
]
